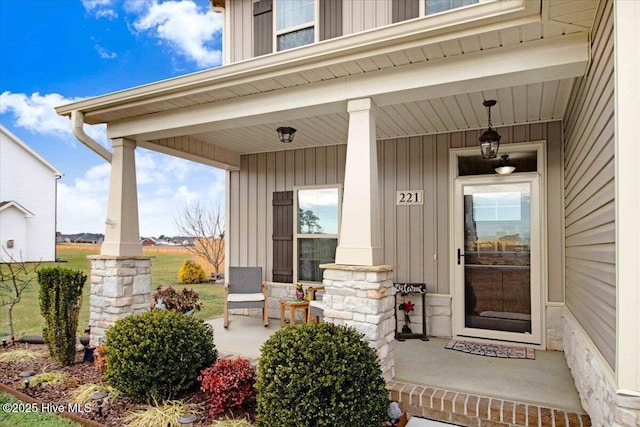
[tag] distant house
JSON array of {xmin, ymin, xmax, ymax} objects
[
  {"xmin": 141, "ymin": 237, "xmax": 157, "ymax": 246},
  {"xmin": 0, "ymin": 125, "xmax": 62, "ymax": 262}
]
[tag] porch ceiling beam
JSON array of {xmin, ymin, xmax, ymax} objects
[
  {"xmin": 107, "ymin": 33, "xmax": 588, "ymax": 142},
  {"xmin": 138, "ymin": 137, "xmax": 241, "ymax": 170}
]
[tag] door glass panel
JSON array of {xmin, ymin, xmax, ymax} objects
[{"xmin": 463, "ymin": 183, "xmax": 531, "ymax": 333}]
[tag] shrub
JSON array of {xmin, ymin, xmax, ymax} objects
[
  {"xmin": 104, "ymin": 309, "xmax": 217, "ymax": 402},
  {"xmin": 152, "ymin": 285, "xmax": 202, "ymax": 313},
  {"xmin": 199, "ymin": 357, "xmax": 256, "ymax": 416},
  {"xmin": 178, "ymin": 260, "xmax": 206, "ymax": 284},
  {"xmin": 256, "ymin": 323, "xmax": 389, "ymax": 427},
  {"xmin": 38, "ymin": 267, "xmax": 87, "ymax": 366},
  {"xmin": 93, "ymin": 344, "xmax": 108, "ymax": 374}
]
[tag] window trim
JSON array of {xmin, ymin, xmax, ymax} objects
[
  {"xmin": 273, "ymin": 0, "xmax": 319, "ymax": 52},
  {"xmin": 293, "ymin": 184, "xmax": 342, "ymax": 284},
  {"xmin": 419, "ymin": 0, "xmax": 492, "ymax": 17}
]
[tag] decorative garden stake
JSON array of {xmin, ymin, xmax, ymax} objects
[{"xmin": 399, "ymin": 299, "xmax": 415, "ymax": 334}]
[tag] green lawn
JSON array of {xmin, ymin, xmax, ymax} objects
[
  {"xmin": 0, "ymin": 392, "xmax": 81, "ymax": 427},
  {"xmin": 1, "ymin": 247, "xmax": 225, "ymax": 338}
]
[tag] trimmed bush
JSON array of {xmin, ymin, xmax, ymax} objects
[
  {"xmin": 199, "ymin": 357, "xmax": 256, "ymax": 416},
  {"xmin": 104, "ymin": 310, "xmax": 217, "ymax": 402},
  {"xmin": 178, "ymin": 260, "xmax": 206, "ymax": 284},
  {"xmin": 38, "ymin": 267, "xmax": 86, "ymax": 366},
  {"xmin": 152, "ymin": 285, "xmax": 201, "ymax": 313},
  {"xmin": 256, "ymin": 323, "xmax": 389, "ymax": 427}
]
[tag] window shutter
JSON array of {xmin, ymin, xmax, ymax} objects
[
  {"xmin": 272, "ymin": 191, "xmax": 293, "ymax": 283},
  {"xmin": 253, "ymin": 0, "xmax": 273, "ymax": 57},
  {"xmin": 320, "ymin": 0, "xmax": 343, "ymax": 41},
  {"xmin": 392, "ymin": 0, "xmax": 420, "ymax": 23}
]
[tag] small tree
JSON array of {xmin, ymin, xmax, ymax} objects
[
  {"xmin": 0, "ymin": 250, "xmax": 40, "ymax": 342},
  {"xmin": 174, "ymin": 201, "xmax": 225, "ymax": 275},
  {"xmin": 38, "ymin": 267, "xmax": 86, "ymax": 366}
]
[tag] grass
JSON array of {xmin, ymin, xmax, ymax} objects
[
  {"xmin": 0, "ymin": 247, "xmax": 225, "ymax": 338},
  {"xmin": 0, "ymin": 392, "xmax": 81, "ymax": 427}
]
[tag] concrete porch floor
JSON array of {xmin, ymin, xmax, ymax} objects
[{"xmin": 206, "ymin": 315, "xmax": 590, "ymax": 426}]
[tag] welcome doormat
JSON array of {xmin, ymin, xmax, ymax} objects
[{"xmin": 445, "ymin": 339, "xmax": 535, "ymax": 360}]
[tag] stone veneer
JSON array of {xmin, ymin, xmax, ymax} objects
[
  {"xmin": 88, "ymin": 256, "xmax": 152, "ymax": 346},
  {"xmin": 564, "ymin": 309, "xmax": 640, "ymax": 426},
  {"xmin": 319, "ymin": 263, "xmax": 397, "ymax": 381}
]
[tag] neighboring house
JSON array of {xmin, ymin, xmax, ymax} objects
[
  {"xmin": 141, "ymin": 237, "xmax": 157, "ymax": 246},
  {"xmin": 0, "ymin": 125, "xmax": 62, "ymax": 262},
  {"xmin": 55, "ymin": 1, "xmax": 639, "ymax": 425}
]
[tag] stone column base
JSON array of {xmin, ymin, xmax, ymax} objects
[
  {"xmin": 564, "ymin": 308, "xmax": 640, "ymax": 426},
  {"xmin": 320, "ymin": 263, "xmax": 397, "ymax": 381},
  {"xmin": 88, "ymin": 256, "xmax": 151, "ymax": 346}
]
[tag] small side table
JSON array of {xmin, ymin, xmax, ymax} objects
[{"xmin": 280, "ymin": 300, "xmax": 309, "ymax": 327}]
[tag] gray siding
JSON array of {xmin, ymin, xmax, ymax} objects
[
  {"xmin": 342, "ymin": 0, "xmax": 392, "ymax": 36},
  {"xmin": 229, "ymin": 0, "xmax": 253, "ymax": 63},
  {"xmin": 229, "ymin": 123, "xmax": 563, "ymax": 303},
  {"xmin": 392, "ymin": 0, "xmax": 420, "ymax": 23},
  {"xmin": 253, "ymin": 0, "xmax": 272, "ymax": 57},
  {"xmin": 320, "ymin": 0, "xmax": 343, "ymax": 41},
  {"xmin": 563, "ymin": 0, "xmax": 615, "ymax": 369}
]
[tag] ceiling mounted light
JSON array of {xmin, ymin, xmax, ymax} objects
[
  {"xmin": 494, "ymin": 154, "xmax": 516, "ymax": 175},
  {"xmin": 479, "ymin": 100, "xmax": 501, "ymax": 159},
  {"xmin": 277, "ymin": 127, "xmax": 296, "ymax": 143}
]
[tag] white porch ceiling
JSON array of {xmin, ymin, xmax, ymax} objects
[{"xmin": 180, "ymin": 78, "xmax": 575, "ymax": 155}]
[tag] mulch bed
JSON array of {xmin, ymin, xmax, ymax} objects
[{"xmin": 0, "ymin": 343, "xmax": 255, "ymax": 426}]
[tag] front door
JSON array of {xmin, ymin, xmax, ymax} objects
[{"xmin": 453, "ymin": 173, "xmax": 542, "ymax": 345}]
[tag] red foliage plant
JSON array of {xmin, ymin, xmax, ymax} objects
[{"xmin": 198, "ymin": 357, "xmax": 257, "ymax": 416}]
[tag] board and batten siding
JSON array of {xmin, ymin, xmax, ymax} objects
[
  {"xmin": 563, "ymin": 0, "xmax": 615, "ymax": 370},
  {"xmin": 229, "ymin": 122, "xmax": 563, "ymax": 304}
]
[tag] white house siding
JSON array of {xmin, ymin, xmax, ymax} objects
[
  {"xmin": 0, "ymin": 207, "xmax": 28, "ymax": 262},
  {"xmin": 342, "ymin": 0, "xmax": 392, "ymax": 36},
  {"xmin": 562, "ymin": 0, "xmax": 615, "ymax": 370},
  {"xmin": 0, "ymin": 128, "xmax": 60, "ymax": 262},
  {"xmin": 228, "ymin": 122, "xmax": 564, "ymax": 304}
]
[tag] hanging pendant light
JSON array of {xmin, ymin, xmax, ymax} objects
[
  {"xmin": 276, "ymin": 127, "xmax": 297, "ymax": 143},
  {"xmin": 479, "ymin": 100, "xmax": 501, "ymax": 159},
  {"xmin": 494, "ymin": 154, "xmax": 516, "ymax": 175}
]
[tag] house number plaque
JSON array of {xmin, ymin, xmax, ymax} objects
[{"xmin": 396, "ymin": 190, "xmax": 423, "ymax": 205}]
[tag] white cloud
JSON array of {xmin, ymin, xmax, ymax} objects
[
  {"xmin": 82, "ymin": 0, "xmax": 118, "ymax": 19},
  {"xmin": 95, "ymin": 44, "xmax": 118, "ymax": 59},
  {"xmin": 0, "ymin": 91, "xmax": 108, "ymax": 147},
  {"xmin": 133, "ymin": 0, "xmax": 222, "ymax": 68}
]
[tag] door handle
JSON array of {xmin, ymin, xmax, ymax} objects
[{"xmin": 457, "ymin": 249, "xmax": 465, "ymax": 265}]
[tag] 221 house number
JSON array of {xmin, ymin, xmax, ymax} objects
[{"xmin": 396, "ymin": 190, "xmax": 423, "ymax": 205}]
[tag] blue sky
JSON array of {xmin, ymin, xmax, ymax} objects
[{"xmin": 0, "ymin": 0, "xmax": 225, "ymax": 237}]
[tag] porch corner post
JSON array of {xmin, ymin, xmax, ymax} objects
[
  {"xmin": 335, "ymin": 97, "xmax": 383, "ymax": 266},
  {"xmin": 88, "ymin": 137, "xmax": 151, "ymax": 346},
  {"xmin": 320, "ymin": 263, "xmax": 397, "ymax": 381}
]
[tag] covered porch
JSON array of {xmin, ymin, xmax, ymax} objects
[{"xmin": 206, "ymin": 315, "xmax": 590, "ymax": 426}]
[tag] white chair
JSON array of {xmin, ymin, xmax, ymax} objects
[
  {"xmin": 224, "ymin": 267, "xmax": 269, "ymax": 328},
  {"xmin": 306, "ymin": 286, "xmax": 325, "ymax": 323}
]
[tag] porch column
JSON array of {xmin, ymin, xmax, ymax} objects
[
  {"xmin": 101, "ymin": 138, "xmax": 142, "ymax": 257},
  {"xmin": 335, "ymin": 98, "xmax": 383, "ymax": 266},
  {"xmin": 88, "ymin": 138, "xmax": 151, "ymax": 346}
]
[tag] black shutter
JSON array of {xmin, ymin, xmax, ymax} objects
[
  {"xmin": 392, "ymin": 0, "xmax": 420, "ymax": 23},
  {"xmin": 253, "ymin": 0, "xmax": 273, "ymax": 57},
  {"xmin": 320, "ymin": 0, "xmax": 343, "ymax": 41},
  {"xmin": 272, "ymin": 191, "xmax": 293, "ymax": 283}
]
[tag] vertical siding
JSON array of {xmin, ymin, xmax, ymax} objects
[
  {"xmin": 229, "ymin": 0, "xmax": 253, "ymax": 62},
  {"xmin": 342, "ymin": 0, "xmax": 392, "ymax": 36},
  {"xmin": 230, "ymin": 123, "xmax": 563, "ymax": 299},
  {"xmin": 319, "ymin": 0, "xmax": 343, "ymax": 41},
  {"xmin": 563, "ymin": 0, "xmax": 616, "ymax": 369},
  {"xmin": 392, "ymin": 0, "xmax": 420, "ymax": 23},
  {"xmin": 253, "ymin": 0, "xmax": 272, "ymax": 57}
]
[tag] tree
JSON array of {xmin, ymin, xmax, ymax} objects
[
  {"xmin": 174, "ymin": 201, "xmax": 225, "ymax": 275},
  {"xmin": 0, "ymin": 250, "xmax": 41, "ymax": 342},
  {"xmin": 299, "ymin": 208, "xmax": 323, "ymax": 233}
]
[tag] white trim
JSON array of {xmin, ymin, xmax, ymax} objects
[
  {"xmin": 614, "ymin": 0, "xmax": 640, "ymax": 395},
  {"xmin": 449, "ymin": 142, "xmax": 547, "ymax": 346}
]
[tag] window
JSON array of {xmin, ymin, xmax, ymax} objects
[
  {"xmin": 425, "ymin": 0, "xmax": 479, "ymax": 15},
  {"xmin": 295, "ymin": 186, "xmax": 340, "ymax": 282},
  {"xmin": 275, "ymin": 0, "xmax": 316, "ymax": 51}
]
